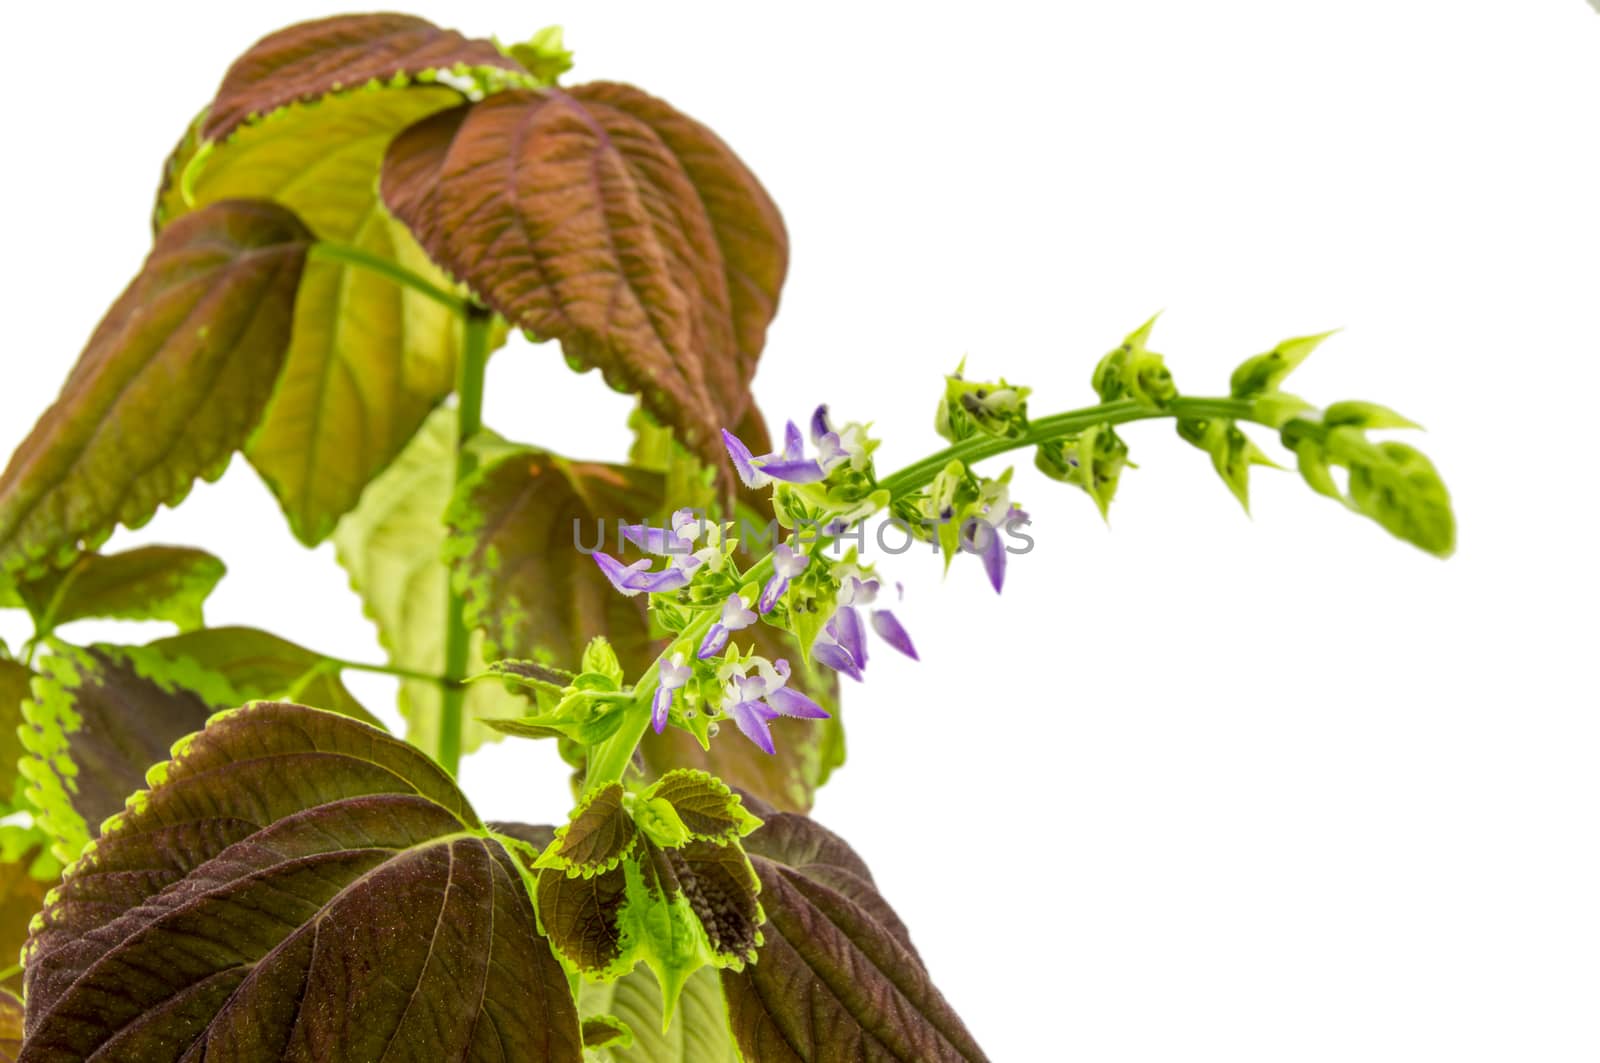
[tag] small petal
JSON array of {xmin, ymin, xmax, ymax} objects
[
  {"xmin": 815, "ymin": 432, "xmax": 847, "ymax": 468},
  {"xmin": 773, "ymin": 542, "xmax": 811, "ymax": 579},
  {"xmin": 783, "ymin": 420, "xmax": 805, "ymax": 460},
  {"xmin": 870, "ymin": 609, "xmax": 919, "ymax": 660},
  {"xmin": 813, "ymin": 639, "xmax": 862, "ymax": 682},
  {"xmin": 721, "ymin": 429, "xmax": 766, "ymax": 488},
  {"xmin": 758, "ymin": 573, "xmax": 790, "ymax": 615},
  {"xmin": 755, "ymin": 457, "xmax": 828, "ymax": 484},
  {"xmin": 833, "ymin": 605, "xmax": 868, "ymax": 670},
  {"xmin": 651, "ymin": 686, "xmax": 674, "ymax": 733},
  {"xmin": 592, "ymin": 552, "xmax": 652, "ymax": 597},
  {"xmin": 698, "ymin": 624, "xmax": 731, "ymax": 660},
  {"xmin": 979, "ymin": 524, "xmax": 1007, "ymax": 593},
  {"xmin": 659, "ymin": 653, "xmax": 692, "ymax": 691},
  {"xmin": 810, "ymin": 405, "xmax": 832, "ymax": 445},
  {"xmin": 765, "ymin": 685, "xmax": 830, "ymax": 720},
  {"xmin": 721, "ymin": 593, "xmax": 758, "ymax": 630},
  {"xmin": 622, "ymin": 521, "xmax": 691, "ymax": 556},
  {"xmin": 727, "ymin": 699, "xmax": 778, "ymax": 754}
]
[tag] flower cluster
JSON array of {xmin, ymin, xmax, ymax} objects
[{"xmin": 587, "ymin": 407, "xmax": 937, "ymax": 756}]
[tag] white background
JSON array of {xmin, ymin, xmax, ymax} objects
[{"xmin": 3, "ymin": 2, "xmax": 1597, "ymax": 1059}]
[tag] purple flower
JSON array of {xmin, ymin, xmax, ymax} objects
[
  {"xmin": 593, "ymin": 552, "xmax": 693, "ymax": 597},
  {"xmin": 812, "ymin": 573, "xmax": 919, "ymax": 678},
  {"xmin": 721, "ymin": 407, "xmax": 871, "ymax": 490},
  {"xmin": 960, "ymin": 504, "xmax": 1030, "ymax": 593},
  {"xmin": 870, "ymin": 609, "xmax": 919, "ymax": 660},
  {"xmin": 621, "ymin": 508, "xmax": 702, "ymax": 557},
  {"xmin": 719, "ymin": 657, "xmax": 830, "ymax": 754},
  {"xmin": 698, "ymin": 593, "xmax": 758, "ymax": 660},
  {"xmin": 652, "ymin": 653, "xmax": 693, "ymax": 734},
  {"xmin": 758, "ymin": 542, "xmax": 811, "ymax": 614}
]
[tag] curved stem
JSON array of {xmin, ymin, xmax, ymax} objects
[
  {"xmin": 582, "ymin": 394, "xmax": 1266, "ymax": 792},
  {"xmin": 310, "ymin": 242, "xmax": 469, "ymax": 315},
  {"xmin": 438, "ymin": 306, "xmax": 495, "ymax": 778}
]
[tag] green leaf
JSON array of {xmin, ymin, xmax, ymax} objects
[
  {"xmin": 583, "ymin": 637, "xmax": 627, "ymax": 688},
  {"xmin": 381, "ymin": 80, "xmax": 788, "ymax": 474},
  {"xmin": 333, "ymin": 407, "xmax": 524, "ymax": 753},
  {"xmin": 443, "ymin": 449, "xmax": 665, "ymax": 674},
  {"xmin": 0, "ymin": 661, "xmax": 61, "ymax": 946},
  {"xmin": 0, "ymin": 200, "xmax": 311, "ymax": 582},
  {"xmin": 506, "ymin": 25, "xmax": 576, "ymax": 84},
  {"xmin": 22, "ymin": 702, "xmax": 583, "ymax": 1060},
  {"xmin": 146, "ymin": 625, "xmax": 382, "ymax": 727},
  {"xmin": 638, "ymin": 624, "xmax": 844, "ymax": 813},
  {"xmin": 0, "ymin": 546, "xmax": 225, "ymax": 635},
  {"xmin": 645, "ymin": 770, "xmax": 764, "ymax": 844},
  {"xmin": 157, "ymin": 14, "xmax": 536, "ymax": 543},
  {"xmin": 0, "ymin": 660, "xmax": 36, "ymax": 811},
  {"xmin": 580, "ymin": 967, "xmax": 738, "ymax": 1063},
  {"xmin": 17, "ymin": 643, "xmax": 234, "ymax": 863},
  {"xmin": 723, "ymin": 796, "xmax": 988, "ymax": 1062}
]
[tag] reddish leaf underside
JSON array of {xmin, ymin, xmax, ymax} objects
[
  {"xmin": 720, "ymin": 797, "xmax": 988, "ymax": 1063},
  {"xmin": 0, "ymin": 200, "xmax": 310, "ymax": 582},
  {"xmin": 202, "ymin": 12, "xmax": 526, "ymax": 141},
  {"xmin": 444, "ymin": 449, "xmax": 665, "ymax": 674},
  {"xmin": 381, "ymin": 83, "xmax": 788, "ymax": 475},
  {"xmin": 22, "ymin": 702, "xmax": 582, "ymax": 1061}
]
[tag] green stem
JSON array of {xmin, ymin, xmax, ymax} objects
[
  {"xmin": 584, "ymin": 554, "xmax": 778, "ymax": 794},
  {"xmin": 326, "ymin": 657, "xmax": 461, "ymax": 687},
  {"xmin": 310, "ymin": 242, "xmax": 469, "ymax": 315},
  {"xmin": 581, "ymin": 393, "xmax": 1263, "ymax": 794},
  {"xmin": 877, "ymin": 396, "xmax": 1253, "ymax": 498},
  {"xmin": 438, "ymin": 305, "xmax": 495, "ymax": 778}
]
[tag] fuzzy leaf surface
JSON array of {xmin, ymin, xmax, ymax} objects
[
  {"xmin": 20, "ymin": 702, "xmax": 582, "ymax": 1061},
  {"xmin": 381, "ymin": 83, "xmax": 787, "ymax": 472},
  {"xmin": 156, "ymin": 14, "xmax": 538, "ymax": 542},
  {"xmin": 721, "ymin": 798, "xmax": 986, "ymax": 1062},
  {"xmin": 0, "ymin": 201, "xmax": 309, "ymax": 581},
  {"xmin": 445, "ymin": 449, "xmax": 664, "ymax": 674}
]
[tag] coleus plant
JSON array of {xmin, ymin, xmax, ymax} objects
[{"xmin": 0, "ymin": 13, "xmax": 1455, "ymax": 1062}]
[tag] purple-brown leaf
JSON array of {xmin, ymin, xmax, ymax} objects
[
  {"xmin": 203, "ymin": 12, "xmax": 524, "ymax": 140},
  {"xmin": 382, "ymin": 84, "xmax": 788, "ymax": 472},
  {"xmin": 720, "ymin": 802, "xmax": 988, "ymax": 1062},
  {"xmin": 0, "ymin": 200, "xmax": 310, "ymax": 582},
  {"xmin": 21, "ymin": 702, "xmax": 582, "ymax": 1061}
]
